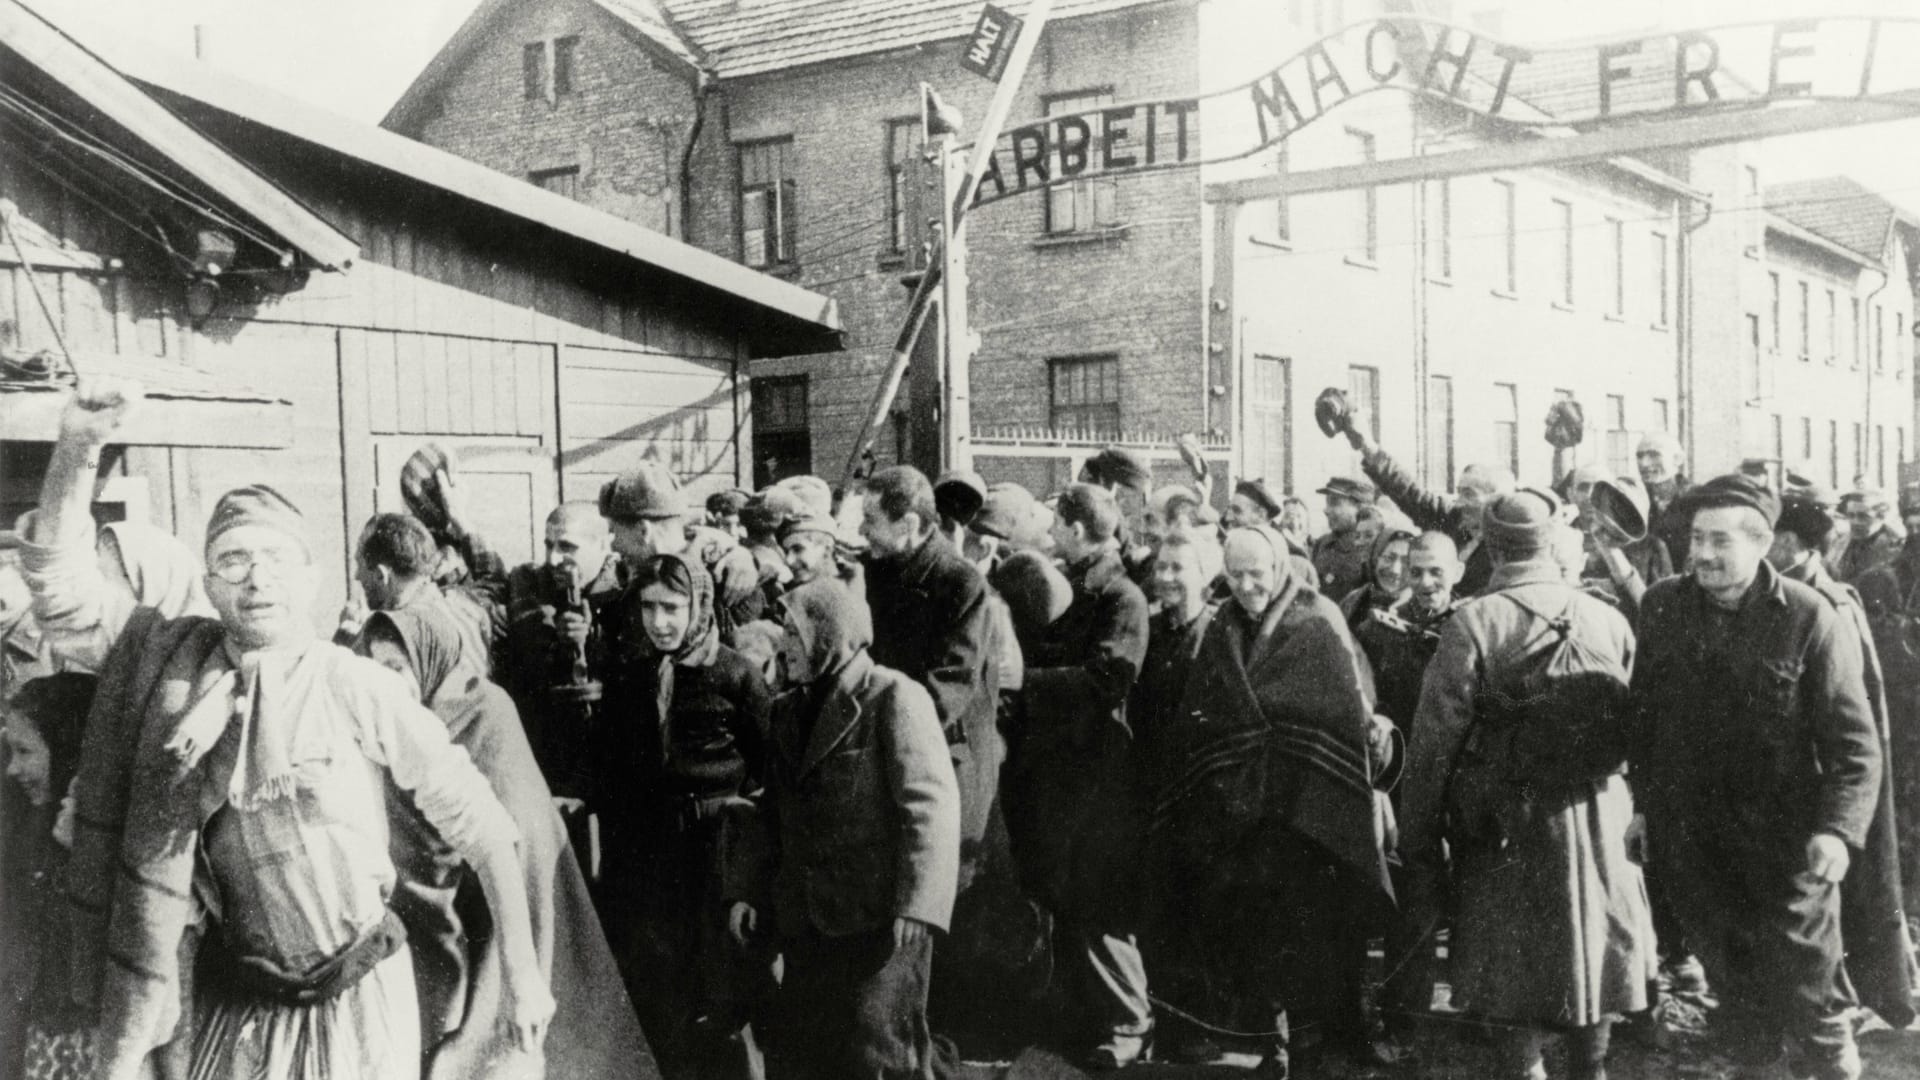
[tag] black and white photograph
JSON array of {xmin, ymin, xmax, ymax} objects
[{"xmin": 5, "ymin": 0, "xmax": 1920, "ymax": 1077}]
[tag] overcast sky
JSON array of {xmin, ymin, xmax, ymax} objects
[{"xmin": 25, "ymin": 0, "xmax": 1920, "ymax": 215}]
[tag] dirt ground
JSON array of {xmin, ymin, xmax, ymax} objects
[{"xmin": 957, "ymin": 993, "xmax": 1920, "ymax": 1079}]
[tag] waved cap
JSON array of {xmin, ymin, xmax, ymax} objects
[
  {"xmin": 1683, "ymin": 472, "xmax": 1781, "ymax": 529},
  {"xmin": 1081, "ymin": 446, "xmax": 1152, "ymax": 493},
  {"xmin": 1234, "ymin": 479, "xmax": 1282, "ymax": 519}
]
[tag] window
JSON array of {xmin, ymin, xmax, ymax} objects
[
  {"xmin": 1744, "ymin": 313, "xmax": 1762, "ymax": 401},
  {"xmin": 1878, "ymin": 424, "xmax": 1887, "ymax": 487},
  {"xmin": 1825, "ymin": 290, "xmax": 1837, "ymax": 365},
  {"xmin": 1772, "ymin": 414, "xmax": 1785, "ymax": 465},
  {"xmin": 1428, "ymin": 179, "xmax": 1453, "ymax": 278},
  {"xmin": 522, "ymin": 43, "xmax": 547, "ymax": 100},
  {"xmin": 1652, "ymin": 398, "xmax": 1671, "ymax": 435},
  {"xmin": 1743, "ymin": 165, "xmax": 1763, "ymax": 255},
  {"xmin": 1050, "ymin": 355, "xmax": 1121, "ymax": 436},
  {"xmin": 1426, "ymin": 374, "xmax": 1454, "ymax": 490},
  {"xmin": 1606, "ymin": 394, "xmax": 1629, "ymax": 476},
  {"xmin": 552, "ymin": 36, "xmax": 578, "ymax": 96},
  {"xmin": 1854, "ymin": 422, "xmax": 1865, "ymax": 479},
  {"xmin": 1552, "ymin": 199, "xmax": 1574, "ymax": 306},
  {"xmin": 1902, "ymin": 429, "xmax": 1908, "ymax": 474},
  {"xmin": 1801, "ymin": 416, "xmax": 1813, "ymax": 462},
  {"xmin": 1769, "ymin": 272, "xmax": 1782, "ymax": 351},
  {"xmin": 752, "ymin": 376, "xmax": 811, "ymax": 487},
  {"xmin": 1348, "ymin": 365, "xmax": 1381, "ymax": 444},
  {"xmin": 886, "ymin": 119, "xmax": 928, "ymax": 265},
  {"xmin": 738, "ymin": 140, "xmax": 796, "ymax": 270},
  {"xmin": 1348, "ymin": 128, "xmax": 1377, "ymax": 262},
  {"xmin": 1898, "ymin": 314, "xmax": 1908, "ymax": 373},
  {"xmin": 1249, "ymin": 354, "xmax": 1292, "ymax": 492},
  {"xmin": 1851, "ymin": 297, "xmax": 1862, "ymax": 369},
  {"xmin": 523, "ymin": 37, "xmax": 577, "ymax": 101},
  {"xmin": 529, "ymin": 166, "xmax": 579, "ymax": 200},
  {"xmin": 1830, "ymin": 420, "xmax": 1840, "ymax": 488},
  {"xmin": 1043, "ymin": 90, "xmax": 1119, "ymax": 235},
  {"xmin": 1651, "ymin": 231, "xmax": 1670, "ymax": 326},
  {"xmin": 1796, "ymin": 281, "xmax": 1810, "ymax": 361},
  {"xmin": 1877, "ymin": 305, "xmax": 1887, "ymax": 371},
  {"xmin": 1494, "ymin": 179, "xmax": 1517, "ymax": 293},
  {"xmin": 1271, "ymin": 144, "xmax": 1291, "ymax": 244},
  {"xmin": 1493, "ymin": 383, "xmax": 1520, "ymax": 478},
  {"xmin": 1607, "ymin": 217, "xmax": 1624, "ymax": 317}
]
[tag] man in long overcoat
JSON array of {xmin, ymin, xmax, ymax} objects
[
  {"xmin": 1856, "ymin": 486, "xmax": 1920, "ymax": 916},
  {"xmin": 1402, "ymin": 490, "xmax": 1654, "ymax": 1080},
  {"xmin": 1632, "ymin": 474, "xmax": 1884, "ymax": 1080},
  {"xmin": 1002, "ymin": 484, "xmax": 1152, "ymax": 1068}
]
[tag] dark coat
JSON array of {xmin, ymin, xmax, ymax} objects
[
  {"xmin": 1840, "ymin": 525, "xmax": 1906, "ymax": 586},
  {"xmin": 1401, "ymin": 560, "xmax": 1652, "ymax": 1025},
  {"xmin": 1643, "ymin": 475, "xmax": 1693, "ymax": 573},
  {"xmin": 1003, "ymin": 548, "xmax": 1149, "ymax": 918},
  {"xmin": 1360, "ymin": 447, "xmax": 1493, "ymax": 596},
  {"xmin": 496, "ymin": 557, "xmax": 627, "ymax": 799},
  {"xmin": 1784, "ymin": 555, "xmax": 1916, "ymax": 1027},
  {"xmin": 1311, "ymin": 530, "xmax": 1372, "ymax": 604},
  {"xmin": 744, "ymin": 651, "xmax": 960, "ymax": 938},
  {"xmin": 1632, "ymin": 562, "xmax": 1883, "ymax": 1017},
  {"xmin": 864, "ymin": 533, "xmax": 1002, "ymax": 888},
  {"xmin": 1856, "ymin": 544, "xmax": 1920, "ymax": 911}
]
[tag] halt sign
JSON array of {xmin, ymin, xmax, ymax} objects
[{"xmin": 961, "ymin": 4, "xmax": 1023, "ymax": 82}]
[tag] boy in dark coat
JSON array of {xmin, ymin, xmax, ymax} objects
[{"xmin": 727, "ymin": 578, "xmax": 959, "ymax": 1080}]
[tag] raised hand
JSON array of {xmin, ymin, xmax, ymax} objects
[{"xmin": 60, "ymin": 378, "xmax": 143, "ymax": 447}]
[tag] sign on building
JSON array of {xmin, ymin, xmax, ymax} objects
[{"xmin": 960, "ymin": 4, "xmax": 1023, "ymax": 82}]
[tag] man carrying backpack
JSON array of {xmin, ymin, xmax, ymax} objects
[{"xmin": 1401, "ymin": 489, "xmax": 1654, "ymax": 1080}]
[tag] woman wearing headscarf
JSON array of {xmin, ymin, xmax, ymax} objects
[
  {"xmin": 358, "ymin": 607, "xmax": 656, "ymax": 1080},
  {"xmin": 1337, "ymin": 525, "xmax": 1416, "ymax": 632},
  {"xmin": 723, "ymin": 578, "xmax": 959, "ymax": 1080},
  {"xmin": 602, "ymin": 553, "xmax": 771, "ymax": 1079},
  {"xmin": 1153, "ymin": 525, "xmax": 1394, "ymax": 1075},
  {"xmin": 27, "ymin": 519, "xmax": 211, "ymax": 672},
  {"xmin": 1, "ymin": 674, "xmax": 97, "ymax": 1080}
]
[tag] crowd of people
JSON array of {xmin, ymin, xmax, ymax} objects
[{"xmin": 1, "ymin": 378, "xmax": 1918, "ymax": 1080}]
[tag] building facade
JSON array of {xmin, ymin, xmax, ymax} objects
[
  {"xmin": 387, "ymin": 0, "xmax": 1917, "ymax": 503},
  {"xmin": 2, "ymin": 1, "xmax": 839, "ymax": 626}
]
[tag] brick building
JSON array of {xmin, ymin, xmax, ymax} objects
[{"xmin": 387, "ymin": 0, "xmax": 1919, "ymax": 501}]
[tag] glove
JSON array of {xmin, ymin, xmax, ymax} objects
[{"xmin": 1314, "ymin": 388, "xmax": 1352, "ymax": 439}]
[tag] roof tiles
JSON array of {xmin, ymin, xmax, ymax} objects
[{"xmin": 1768, "ymin": 176, "xmax": 1898, "ymax": 261}]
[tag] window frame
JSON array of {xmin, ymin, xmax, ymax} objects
[
  {"xmin": 1041, "ymin": 88, "xmax": 1120, "ymax": 236},
  {"xmin": 1493, "ymin": 178, "xmax": 1517, "ymax": 295},
  {"xmin": 522, "ymin": 42, "xmax": 547, "ymax": 101},
  {"xmin": 1425, "ymin": 373, "xmax": 1454, "ymax": 490},
  {"xmin": 751, "ymin": 375, "xmax": 811, "ymax": 487},
  {"xmin": 1651, "ymin": 230, "xmax": 1671, "ymax": 328},
  {"xmin": 552, "ymin": 36, "xmax": 579, "ymax": 97},
  {"xmin": 1346, "ymin": 127, "xmax": 1378, "ymax": 264},
  {"xmin": 884, "ymin": 117, "xmax": 928, "ymax": 265},
  {"xmin": 1606, "ymin": 216, "xmax": 1624, "ymax": 317},
  {"xmin": 736, "ymin": 138, "xmax": 798, "ymax": 271},
  {"xmin": 1551, "ymin": 198, "xmax": 1574, "ymax": 307},
  {"xmin": 1048, "ymin": 354, "xmax": 1123, "ymax": 437},
  {"xmin": 1493, "ymin": 381, "xmax": 1520, "ymax": 479}
]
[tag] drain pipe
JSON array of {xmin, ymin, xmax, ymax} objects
[
  {"xmin": 679, "ymin": 71, "xmax": 716, "ymax": 243},
  {"xmin": 1861, "ymin": 265, "xmax": 1890, "ymax": 487},
  {"xmin": 1679, "ymin": 188, "xmax": 1713, "ymax": 473}
]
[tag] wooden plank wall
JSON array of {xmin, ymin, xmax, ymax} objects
[{"xmin": 559, "ymin": 344, "xmax": 739, "ymax": 503}]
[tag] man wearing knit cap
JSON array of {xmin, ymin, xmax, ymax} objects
[
  {"xmin": 1005, "ymin": 483, "xmax": 1153, "ymax": 1067},
  {"xmin": 739, "ymin": 488, "xmax": 793, "ymax": 606},
  {"xmin": 706, "ymin": 488, "xmax": 751, "ymax": 541},
  {"xmin": 724, "ymin": 577, "xmax": 959, "ymax": 1080},
  {"xmin": 1309, "ymin": 476, "xmax": 1378, "ymax": 602},
  {"xmin": 600, "ymin": 461, "xmax": 766, "ymax": 643},
  {"xmin": 1632, "ymin": 474, "xmax": 1885, "ymax": 1080},
  {"xmin": 1837, "ymin": 488, "xmax": 1903, "ymax": 585},
  {"xmin": 21, "ymin": 383, "xmax": 557, "ymax": 1079}
]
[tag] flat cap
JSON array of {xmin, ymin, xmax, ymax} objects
[
  {"xmin": 933, "ymin": 469, "xmax": 988, "ymax": 524},
  {"xmin": 1234, "ymin": 479, "xmax": 1282, "ymax": 519},
  {"xmin": 599, "ymin": 461, "xmax": 685, "ymax": 522},
  {"xmin": 1683, "ymin": 472, "xmax": 1781, "ymax": 529},
  {"xmin": 1080, "ymin": 446, "xmax": 1152, "ymax": 493},
  {"xmin": 1315, "ymin": 476, "xmax": 1377, "ymax": 503}
]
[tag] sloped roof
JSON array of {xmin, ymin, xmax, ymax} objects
[
  {"xmin": 1768, "ymin": 176, "xmax": 1902, "ymax": 262},
  {"xmin": 2, "ymin": 0, "xmax": 359, "ymax": 271},
  {"xmin": 597, "ymin": 0, "xmax": 706, "ymax": 68},
  {"xmin": 667, "ymin": 0, "xmax": 1165, "ymax": 79},
  {"xmin": 61, "ymin": 22, "xmax": 841, "ymax": 353}
]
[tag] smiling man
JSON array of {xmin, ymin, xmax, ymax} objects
[
  {"xmin": 20, "ymin": 382, "xmax": 553, "ymax": 1080},
  {"xmin": 1631, "ymin": 473, "xmax": 1885, "ymax": 1080}
]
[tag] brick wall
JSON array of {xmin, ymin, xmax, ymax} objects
[
  {"xmin": 701, "ymin": 1, "xmax": 1209, "ymax": 485},
  {"xmin": 410, "ymin": 0, "xmax": 698, "ymax": 237}
]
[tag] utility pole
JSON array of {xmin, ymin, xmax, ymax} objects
[
  {"xmin": 939, "ymin": 140, "xmax": 975, "ymax": 472},
  {"xmin": 840, "ymin": 0, "xmax": 1055, "ymax": 487}
]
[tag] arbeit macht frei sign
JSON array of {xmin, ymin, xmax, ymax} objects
[{"xmin": 968, "ymin": 16, "xmax": 1920, "ymax": 207}]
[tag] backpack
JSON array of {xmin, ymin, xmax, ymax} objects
[{"xmin": 1446, "ymin": 591, "xmax": 1632, "ymax": 845}]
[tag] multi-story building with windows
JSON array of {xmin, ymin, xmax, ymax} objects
[{"xmin": 385, "ymin": 0, "xmax": 1919, "ymax": 502}]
